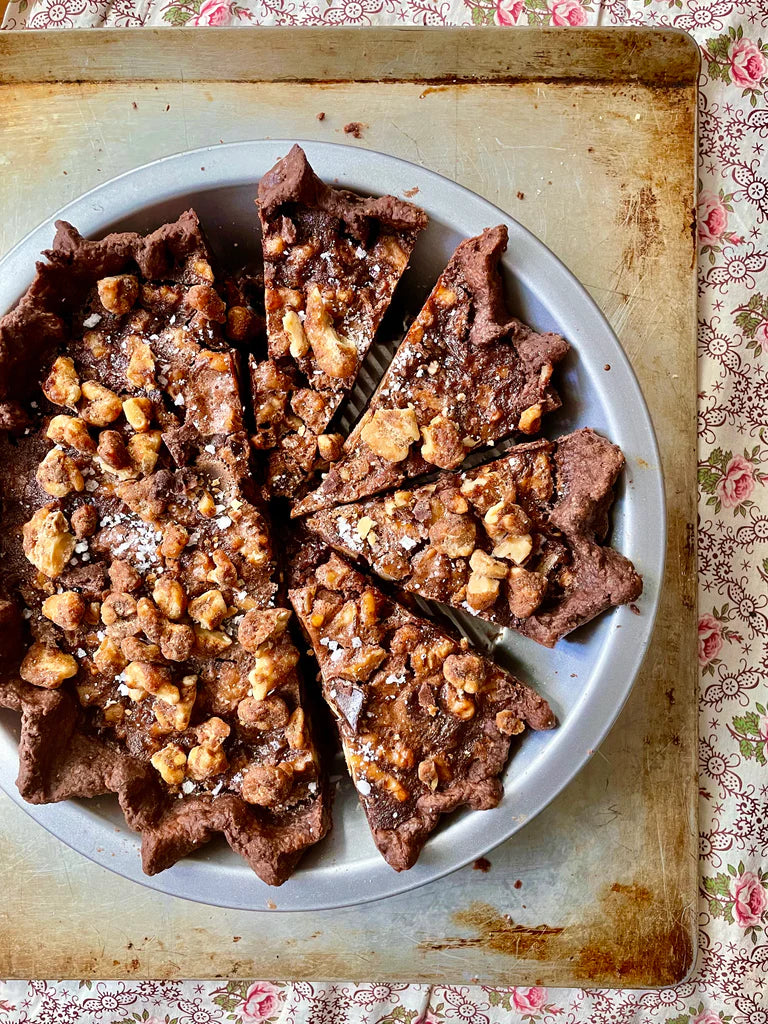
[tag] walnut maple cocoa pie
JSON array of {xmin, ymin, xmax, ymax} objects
[
  {"xmin": 303, "ymin": 428, "xmax": 643, "ymax": 647},
  {"xmin": 293, "ymin": 224, "xmax": 569, "ymax": 517},
  {"xmin": 0, "ymin": 212, "xmax": 328, "ymax": 885},
  {"xmin": 289, "ymin": 551, "xmax": 555, "ymax": 871},
  {"xmin": 250, "ymin": 144, "xmax": 427, "ymax": 499}
]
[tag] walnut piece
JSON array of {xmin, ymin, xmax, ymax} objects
[
  {"xmin": 150, "ymin": 743, "xmax": 187, "ymax": 786},
  {"xmin": 304, "ymin": 285, "xmax": 357, "ymax": 378},
  {"xmin": 493, "ymin": 533, "xmax": 533, "ymax": 564},
  {"xmin": 496, "ymin": 710, "xmax": 525, "ymax": 736},
  {"xmin": 42, "ymin": 591, "xmax": 86, "ymax": 631},
  {"xmin": 188, "ymin": 589, "xmax": 227, "ymax": 630},
  {"xmin": 518, "ymin": 403, "xmax": 542, "ymax": 434},
  {"xmin": 127, "ymin": 430, "xmax": 162, "ymax": 476},
  {"xmin": 507, "ymin": 566, "xmax": 548, "ymax": 619},
  {"xmin": 71, "ymin": 505, "xmax": 99, "ymax": 539},
  {"xmin": 237, "ymin": 608, "xmax": 291, "ymax": 653},
  {"xmin": 187, "ymin": 745, "xmax": 228, "ymax": 780},
  {"xmin": 97, "ymin": 274, "xmax": 139, "ymax": 315},
  {"xmin": 46, "ymin": 415, "xmax": 96, "ymax": 454},
  {"xmin": 154, "ymin": 676, "xmax": 197, "ymax": 732},
  {"xmin": 418, "ymin": 758, "xmax": 439, "ymax": 791},
  {"xmin": 360, "ymin": 406, "xmax": 420, "ymax": 463},
  {"xmin": 42, "ymin": 356, "xmax": 81, "ymax": 408},
  {"xmin": 317, "ymin": 433, "xmax": 344, "ymax": 462},
  {"xmin": 79, "ymin": 381, "xmax": 123, "ymax": 426},
  {"xmin": 238, "ymin": 695, "xmax": 290, "ymax": 732},
  {"xmin": 153, "ymin": 578, "xmax": 187, "ymax": 620},
  {"xmin": 466, "ymin": 572, "xmax": 500, "ymax": 611},
  {"xmin": 109, "ymin": 559, "xmax": 142, "ymax": 593},
  {"xmin": 420, "ymin": 413, "xmax": 465, "ymax": 470},
  {"xmin": 196, "ymin": 716, "xmax": 230, "ymax": 749},
  {"xmin": 22, "ymin": 508, "xmax": 76, "ymax": 578},
  {"xmin": 443, "ymin": 652, "xmax": 486, "ymax": 694},
  {"xmin": 428, "ymin": 513, "xmax": 475, "ymax": 558},
  {"xmin": 186, "ymin": 283, "xmax": 227, "ymax": 323},
  {"xmin": 20, "ymin": 642, "xmax": 78, "ymax": 689},
  {"xmin": 36, "ymin": 449, "xmax": 84, "ymax": 497},
  {"xmin": 441, "ymin": 682, "xmax": 475, "ymax": 720},
  {"xmin": 122, "ymin": 396, "xmax": 153, "ymax": 431},
  {"xmin": 241, "ymin": 763, "xmax": 293, "ymax": 806},
  {"xmin": 126, "ymin": 342, "xmax": 156, "ymax": 389},
  {"xmin": 93, "ymin": 636, "xmax": 128, "ymax": 675},
  {"xmin": 159, "ymin": 523, "xmax": 189, "ymax": 559},
  {"xmin": 285, "ymin": 707, "xmax": 308, "ymax": 750},
  {"xmin": 97, "ymin": 430, "xmax": 131, "ymax": 471},
  {"xmin": 283, "ymin": 310, "xmax": 309, "ymax": 359}
]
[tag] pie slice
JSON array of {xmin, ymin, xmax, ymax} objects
[
  {"xmin": 0, "ymin": 213, "xmax": 328, "ymax": 885},
  {"xmin": 289, "ymin": 548, "xmax": 555, "ymax": 871},
  {"xmin": 251, "ymin": 144, "xmax": 428, "ymax": 498},
  {"xmin": 304, "ymin": 429, "xmax": 643, "ymax": 647},
  {"xmin": 293, "ymin": 225, "xmax": 569, "ymax": 517}
]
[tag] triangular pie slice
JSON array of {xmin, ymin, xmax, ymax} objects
[
  {"xmin": 293, "ymin": 225, "xmax": 569, "ymax": 517},
  {"xmin": 304, "ymin": 429, "xmax": 643, "ymax": 648},
  {"xmin": 289, "ymin": 548, "xmax": 555, "ymax": 871},
  {"xmin": 252, "ymin": 144, "xmax": 427, "ymax": 498},
  {"xmin": 0, "ymin": 213, "xmax": 328, "ymax": 885}
]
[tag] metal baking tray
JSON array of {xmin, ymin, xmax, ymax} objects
[{"xmin": 0, "ymin": 26, "xmax": 699, "ymax": 988}]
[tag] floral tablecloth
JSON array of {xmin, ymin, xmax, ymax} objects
[{"xmin": 1, "ymin": 1, "xmax": 767, "ymax": 1021}]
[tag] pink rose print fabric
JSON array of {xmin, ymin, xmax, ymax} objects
[{"xmin": 1, "ymin": 1, "xmax": 768, "ymax": 1022}]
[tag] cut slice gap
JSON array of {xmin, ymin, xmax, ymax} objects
[
  {"xmin": 303, "ymin": 428, "xmax": 643, "ymax": 648},
  {"xmin": 289, "ymin": 548, "xmax": 555, "ymax": 872},
  {"xmin": 292, "ymin": 224, "xmax": 569, "ymax": 518}
]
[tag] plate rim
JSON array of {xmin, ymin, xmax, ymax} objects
[{"xmin": 0, "ymin": 139, "xmax": 666, "ymax": 912}]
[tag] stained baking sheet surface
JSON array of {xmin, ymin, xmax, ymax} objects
[{"xmin": 0, "ymin": 28, "xmax": 698, "ymax": 987}]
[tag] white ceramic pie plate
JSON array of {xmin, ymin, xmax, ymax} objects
[{"xmin": 0, "ymin": 141, "xmax": 665, "ymax": 911}]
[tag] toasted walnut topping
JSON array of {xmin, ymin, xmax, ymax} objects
[
  {"xmin": 518, "ymin": 403, "xmax": 542, "ymax": 434},
  {"xmin": 418, "ymin": 758, "xmax": 439, "ymax": 790},
  {"xmin": 71, "ymin": 504, "xmax": 99, "ymax": 539},
  {"xmin": 125, "ymin": 660, "xmax": 178, "ymax": 704},
  {"xmin": 208, "ymin": 549, "xmax": 238, "ymax": 588},
  {"xmin": 121, "ymin": 636, "xmax": 162, "ymax": 662},
  {"xmin": 154, "ymin": 675, "xmax": 197, "ymax": 732},
  {"xmin": 97, "ymin": 274, "xmax": 139, "ymax": 315},
  {"xmin": 136, "ymin": 596, "xmax": 164, "ymax": 641},
  {"xmin": 226, "ymin": 305, "xmax": 256, "ymax": 342},
  {"xmin": 22, "ymin": 508, "xmax": 76, "ymax": 578},
  {"xmin": 101, "ymin": 592, "xmax": 137, "ymax": 626},
  {"xmin": 36, "ymin": 449, "xmax": 84, "ymax": 498},
  {"xmin": 153, "ymin": 577, "xmax": 186, "ymax": 620},
  {"xmin": 493, "ymin": 533, "xmax": 533, "ymax": 564},
  {"xmin": 441, "ymin": 682, "xmax": 475, "ymax": 719},
  {"xmin": 193, "ymin": 258, "xmax": 215, "ymax": 282},
  {"xmin": 160, "ymin": 622, "xmax": 195, "ymax": 662},
  {"xmin": 469, "ymin": 549, "xmax": 507, "ymax": 579},
  {"xmin": 187, "ymin": 744, "xmax": 228, "ymax": 780},
  {"xmin": 282, "ymin": 310, "xmax": 310, "ymax": 359},
  {"xmin": 108, "ymin": 559, "xmax": 141, "ymax": 593},
  {"xmin": 507, "ymin": 566, "xmax": 548, "ymax": 619},
  {"xmin": 80, "ymin": 381, "xmax": 123, "ymax": 426},
  {"xmin": 43, "ymin": 356, "xmax": 81, "ymax": 408},
  {"xmin": 411, "ymin": 637, "xmax": 455, "ymax": 676},
  {"xmin": 238, "ymin": 695, "xmax": 290, "ymax": 732},
  {"xmin": 466, "ymin": 572, "xmax": 500, "ymax": 611},
  {"xmin": 315, "ymin": 556, "xmax": 352, "ymax": 591},
  {"xmin": 241, "ymin": 763, "xmax": 294, "ymax": 806},
  {"xmin": 122, "ymin": 396, "xmax": 152, "ymax": 431},
  {"xmin": 127, "ymin": 430, "xmax": 162, "ymax": 476},
  {"xmin": 150, "ymin": 743, "xmax": 187, "ymax": 786},
  {"xmin": 336, "ymin": 644, "xmax": 388, "ymax": 683},
  {"xmin": 197, "ymin": 716, "xmax": 230, "ymax": 750},
  {"xmin": 460, "ymin": 470, "xmax": 508, "ymax": 514},
  {"xmin": 42, "ymin": 591, "xmax": 86, "ymax": 631},
  {"xmin": 238, "ymin": 608, "xmax": 291, "ymax": 653},
  {"xmin": 197, "ymin": 491, "xmax": 216, "ymax": 517},
  {"xmin": 186, "ymin": 283, "xmax": 227, "ymax": 323},
  {"xmin": 93, "ymin": 636, "xmax": 127, "ymax": 675},
  {"xmin": 264, "ymin": 235, "xmax": 285, "ymax": 257},
  {"xmin": 46, "ymin": 415, "xmax": 95, "ymax": 454},
  {"xmin": 126, "ymin": 342, "xmax": 156, "ymax": 389},
  {"xmin": 496, "ymin": 710, "xmax": 525, "ymax": 736},
  {"xmin": 159, "ymin": 523, "xmax": 189, "ymax": 559},
  {"xmin": 285, "ymin": 707, "xmax": 308, "ymax": 750},
  {"xmin": 443, "ymin": 653, "xmax": 486, "ymax": 694},
  {"xmin": 247, "ymin": 644, "xmax": 299, "ymax": 700},
  {"xmin": 420, "ymin": 413, "xmax": 465, "ymax": 470},
  {"xmin": 443, "ymin": 490, "xmax": 469, "ymax": 515},
  {"xmin": 361, "ymin": 406, "xmax": 420, "ymax": 463},
  {"xmin": 188, "ymin": 589, "xmax": 227, "ymax": 630},
  {"xmin": 428, "ymin": 513, "xmax": 476, "ymax": 559},
  {"xmin": 20, "ymin": 642, "xmax": 78, "ymax": 689},
  {"xmin": 194, "ymin": 626, "xmax": 233, "ymax": 658},
  {"xmin": 356, "ymin": 516, "xmax": 376, "ymax": 541},
  {"xmin": 310, "ymin": 433, "xmax": 340, "ymax": 464},
  {"xmin": 434, "ymin": 285, "xmax": 457, "ymax": 308},
  {"xmin": 97, "ymin": 429, "xmax": 130, "ymax": 471},
  {"xmin": 304, "ymin": 284, "xmax": 357, "ymax": 378}
]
